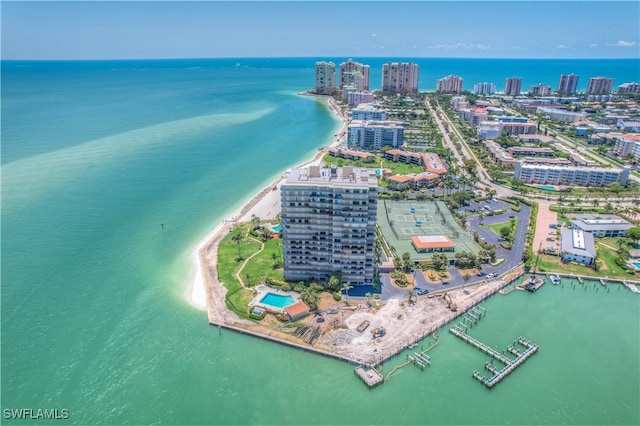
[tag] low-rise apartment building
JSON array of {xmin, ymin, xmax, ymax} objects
[{"xmin": 514, "ymin": 161, "xmax": 630, "ymax": 186}]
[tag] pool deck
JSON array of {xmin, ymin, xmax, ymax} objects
[{"xmin": 249, "ymin": 287, "xmax": 300, "ymax": 313}]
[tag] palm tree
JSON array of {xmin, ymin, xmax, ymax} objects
[
  {"xmin": 406, "ymin": 289, "xmax": 416, "ymax": 305},
  {"xmin": 250, "ymin": 214, "xmax": 261, "ymax": 230},
  {"xmin": 463, "ymin": 273, "xmax": 471, "ymax": 284},
  {"xmin": 342, "ymin": 282, "xmax": 354, "ymax": 305},
  {"xmin": 231, "ymin": 232, "xmax": 244, "ymax": 260},
  {"xmin": 271, "ymin": 252, "xmax": 279, "ymax": 269}
]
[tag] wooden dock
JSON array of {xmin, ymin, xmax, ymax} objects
[
  {"xmin": 451, "ymin": 325, "xmax": 539, "ymax": 389},
  {"xmin": 355, "ymin": 366, "xmax": 384, "ymax": 388},
  {"xmin": 623, "ymin": 281, "xmax": 640, "ymax": 294},
  {"xmin": 450, "ymin": 327, "xmax": 514, "ymax": 365}
]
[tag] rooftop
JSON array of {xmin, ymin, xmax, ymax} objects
[
  {"xmin": 284, "ymin": 166, "xmax": 377, "ymax": 188},
  {"xmin": 411, "ymin": 235, "xmax": 455, "ymax": 249}
]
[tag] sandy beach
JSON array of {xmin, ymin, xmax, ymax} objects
[{"xmin": 188, "ymin": 95, "xmax": 347, "ymax": 311}]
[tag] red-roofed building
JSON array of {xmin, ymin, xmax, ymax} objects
[
  {"xmin": 421, "ymin": 152, "xmax": 447, "ymax": 175},
  {"xmin": 411, "ymin": 235, "xmax": 456, "ymax": 253},
  {"xmin": 284, "ymin": 301, "xmax": 310, "ymax": 321}
]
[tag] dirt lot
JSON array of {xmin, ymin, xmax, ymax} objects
[{"xmin": 244, "ymin": 277, "xmax": 513, "ymax": 366}]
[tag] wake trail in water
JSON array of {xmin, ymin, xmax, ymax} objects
[{"xmin": 2, "ymin": 108, "xmax": 274, "ymax": 211}]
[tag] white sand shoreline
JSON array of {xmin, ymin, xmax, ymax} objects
[{"xmin": 187, "ymin": 94, "xmax": 346, "ymax": 311}]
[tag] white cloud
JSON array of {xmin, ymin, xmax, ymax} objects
[
  {"xmin": 427, "ymin": 42, "xmax": 491, "ymax": 50},
  {"xmin": 616, "ymin": 40, "xmax": 637, "ymax": 47},
  {"xmin": 589, "ymin": 43, "xmax": 599, "ymax": 48},
  {"xmin": 556, "ymin": 44, "xmax": 567, "ymax": 49},
  {"xmin": 606, "ymin": 40, "xmax": 638, "ymax": 47},
  {"xmin": 371, "ymin": 33, "xmax": 377, "ymax": 38}
]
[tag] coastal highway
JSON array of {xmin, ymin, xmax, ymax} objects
[{"xmin": 426, "ymin": 99, "xmax": 515, "ymax": 199}]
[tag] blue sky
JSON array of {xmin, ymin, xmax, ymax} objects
[{"xmin": 2, "ymin": 1, "xmax": 639, "ymax": 59}]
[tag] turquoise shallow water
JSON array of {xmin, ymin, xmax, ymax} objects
[{"xmin": 2, "ymin": 59, "xmax": 639, "ymax": 424}]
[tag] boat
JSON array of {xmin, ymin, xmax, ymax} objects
[{"xmin": 550, "ymin": 275, "xmax": 560, "ymax": 285}]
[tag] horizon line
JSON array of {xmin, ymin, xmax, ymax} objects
[{"xmin": 2, "ymin": 55, "xmax": 639, "ymax": 62}]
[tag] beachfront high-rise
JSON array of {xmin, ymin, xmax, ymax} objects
[
  {"xmin": 586, "ymin": 76, "xmax": 614, "ymax": 95},
  {"xmin": 281, "ymin": 166, "xmax": 378, "ymax": 285},
  {"xmin": 339, "ymin": 59, "xmax": 370, "ymax": 90},
  {"xmin": 558, "ymin": 73, "xmax": 579, "ymax": 95},
  {"xmin": 314, "ymin": 61, "xmax": 336, "ymax": 95},
  {"xmin": 529, "ymin": 83, "xmax": 552, "ymax": 96},
  {"xmin": 473, "ymin": 82, "xmax": 496, "ymax": 96},
  {"xmin": 504, "ymin": 77, "xmax": 522, "ymax": 95},
  {"xmin": 436, "ymin": 75, "xmax": 463, "ymax": 94},
  {"xmin": 381, "ymin": 62, "xmax": 419, "ymax": 93}
]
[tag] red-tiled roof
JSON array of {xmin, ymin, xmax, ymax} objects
[
  {"xmin": 411, "ymin": 235, "xmax": 455, "ymax": 249},
  {"xmin": 284, "ymin": 301, "xmax": 309, "ymax": 317},
  {"xmin": 388, "ymin": 175, "xmax": 413, "ymax": 183}
]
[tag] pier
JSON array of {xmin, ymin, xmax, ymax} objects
[
  {"xmin": 449, "ymin": 327, "xmax": 514, "ymax": 365},
  {"xmin": 450, "ymin": 314, "xmax": 539, "ymax": 389},
  {"xmin": 355, "ymin": 366, "xmax": 384, "ymax": 388}
]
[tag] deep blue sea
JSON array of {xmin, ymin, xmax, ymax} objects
[{"xmin": 2, "ymin": 58, "xmax": 639, "ymax": 425}]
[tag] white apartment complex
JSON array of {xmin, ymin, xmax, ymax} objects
[
  {"xmin": 537, "ymin": 107, "xmax": 586, "ymax": 123},
  {"xmin": 314, "ymin": 61, "xmax": 336, "ymax": 95},
  {"xmin": 473, "ymin": 82, "xmax": 496, "ymax": 95},
  {"xmin": 514, "ymin": 161, "xmax": 630, "ymax": 186},
  {"xmin": 281, "ymin": 166, "xmax": 378, "ymax": 285},
  {"xmin": 381, "ymin": 62, "xmax": 419, "ymax": 93},
  {"xmin": 436, "ymin": 75, "xmax": 463, "ymax": 94},
  {"xmin": 347, "ymin": 120, "xmax": 404, "ymax": 150}
]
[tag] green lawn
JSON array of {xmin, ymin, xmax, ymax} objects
[
  {"xmin": 217, "ymin": 225, "xmax": 262, "ymax": 317},
  {"xmin": 534, "ymin": 236, "xmax": 638, "ymax": 280},
  {"xmin": 241, "ymin": 237, "xmax": 285, "ymax": 287},
  {"xmin": 482, "ymin": 220, "xmax": 510, "ymax": 237},
  {"xmin": 322, "ymin": 153, "xmax": 424, "ymax": 175}
]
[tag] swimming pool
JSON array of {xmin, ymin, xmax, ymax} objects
[
  {"xmin": 538, "ymin": 185, "xmax": 557, "ymax": 191},
  {"xmin": 259, "ymin": 292, "xmax": 294, "ymax": 309},
  {"xmin": 272, "ymin": 225, "xmax": 282, "ymax": 233},
  {"xmin": 633, "ymin": 262, "xmax": 640, "ymax": 269}
]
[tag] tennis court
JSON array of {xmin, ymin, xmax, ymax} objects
[{"xmin": 377, "ymin": 199, "xmax": 480, "ymax": 261}]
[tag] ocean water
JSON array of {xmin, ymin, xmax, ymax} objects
[{"xmin": 1, "ymin": 58, "xmax": 639, "ymax": 425}]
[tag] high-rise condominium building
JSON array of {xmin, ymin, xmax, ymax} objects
[
  {"xmin": 529, "ymin": 83, "xmax": 552, "ymax": 96},
  {"xmin": 339, "ymin": 59, "xmax": 370, "ymax": 90},
  {"xmin": 347, "ymin": 121, "xmax": 404, "ymax": 150},
  {"xmin": 473, "ymin": 82, "xmax": 496, "ymax": 96},
  {"xmin": 558, "ymin": 73, "xmax": 579, "ymax": 94},
  {"xmin": 617, "ymin": 82, "xmax": 640, "ymax": 94},
  {"xmin": 281, "ymin": 166, "xmax": 378, "ymax": 285},
  {"xmin": 315, "ymin": 61, "xmax": 336, "ymax": 95},
  {"xmin": 381, "ymin": 62, "xmax": 419, "ymax": 93},
  {"xmin": 586, "ymin": 76, "xmax": 614, "ymax": 95},
  {"xmin": 504, "ymin": 77, "xmax": 522, "ymax": 95},
  {"xmin": 436, "ymin": 75, "xmax": 463, "ymax": 94}
]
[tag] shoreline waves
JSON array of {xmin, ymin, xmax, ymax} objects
[{"xmin": 189, "ymin": 94, "xmax": 345, "ymax": 313}]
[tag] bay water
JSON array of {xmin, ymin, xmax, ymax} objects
[{"xmin": 2, "ymin": 58, "xmax": 638, "ymax": 425}]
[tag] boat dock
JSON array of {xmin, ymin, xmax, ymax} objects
[
  {"xmin": 355, "ymin": 366, "xmax": 384, "ymax": 388},
  {"xmin": 623, "ymin": 281, "xmax": 640, "ymax": 293},
  {"xmin": 450, "ymin": 316, "xmax": 539, "ymax": 389},
  {"xmin": 450, "ymin": 326, "xmax": 514, "ymax": 365}
]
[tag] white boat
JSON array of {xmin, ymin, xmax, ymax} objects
[{"xmin": 550, "ymin": 275, "xmax": 560, "ymax": 285}]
